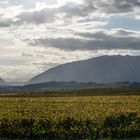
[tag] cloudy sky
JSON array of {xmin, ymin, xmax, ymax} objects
[{"xmin": 0, "ymin": 0, "xmax": 140, "ymax": 82}]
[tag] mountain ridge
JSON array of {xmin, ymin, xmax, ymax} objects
[{"xmin": 28, "ymin": 55, "xmax": 140, "ymax": 84}]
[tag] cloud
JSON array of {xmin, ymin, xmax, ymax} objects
[
  {"xmin": 135, "ymin": 15, "xmax": 140, "ymax": 20},
  {"xmin": 17, "ymin": 8, "xmax": 57, "ymax": 24},
  {"xmin": 9, "ymin": 0, "xmax": 140, "ymax": 28},
  {"xmin": 59, "ymin": 2, "xmax": 96, "ymax": 17},
  {"xmin": 1, "ymin": 0, "xmax": 140, "ymax": 26},
  {"xmin": 114, "ymin": 29, "xmax": 139, "ymax": 36},
  {"xmin": 84, "ymin": 0, "xmax": 140, "ymax": 14},
  {"xmin": 0, "ymin": 0, "xmax": 140, "ymax": 81},
  {"xmin": 29, "ymin": 30, "xmax": 140, "ymax": 51},
  {"xmin": 0, "ymin": 20, "xmax": 11, "ymax": 27},
  {"xmin": 0, "ymin": 0, "xmax": 56, "ymax": 8},
  {"xmin": 74, "ymin": 30, "xmax": 140, "ymax": 50},
  {"xmin": 15, "ymin": 2, "xmax": 96, "ymax": 25},
  {"xmin": 2, "ymin": 0, "xmax": 139, "ymax": 28}
]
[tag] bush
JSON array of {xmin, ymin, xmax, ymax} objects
[{"xmin": 0, "ymin": 112, "xmax": 140, "ymax": 139}]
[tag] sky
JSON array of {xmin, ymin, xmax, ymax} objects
[{"xmin": 0, "ymin": 0, "xmax": 140, "ymax": 82}]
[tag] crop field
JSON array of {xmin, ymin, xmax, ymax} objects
[{"xmin": 0, "ymin": 90, "xmax": 140, "ymax": 139}]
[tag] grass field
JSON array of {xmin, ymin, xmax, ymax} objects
[{"xmin": 0, "ymin": 89, "xmax": 140, "ymax": 139}]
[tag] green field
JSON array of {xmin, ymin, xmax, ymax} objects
[{"xmin": 0, "ymin": 89, "xmax": 140, "ymax": 139}]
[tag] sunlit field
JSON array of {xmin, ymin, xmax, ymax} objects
[
  {"xmin": 0, "ymin": 90, "xmax": 140, "ymax": 139},
  {"xmin": 1, "ymin": 96, "xmax": 140, "ymax": 120}
]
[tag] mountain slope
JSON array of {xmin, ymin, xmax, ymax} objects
[
  {"xmin": 0, "ymin": 77, "xmax": 7, "ymax": 86},
  {"xmin": 28, "ymin": 55, "xmax": 140, "ymax": 84}
]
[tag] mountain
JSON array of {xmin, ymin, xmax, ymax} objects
[
  {"xmin": 1, "ymin": 82, "xmax": 140, "ymax": 93},
  {"xmin": 28, "ymin": 55, "xmax": 140, "ymax": 85},
  {"xmin": 0, "ymin": 77, "xmax": 7, "ymax": 86},
  {"xmin": 8, "ymin": 82, "xmax": 25, "ymax": 86}
]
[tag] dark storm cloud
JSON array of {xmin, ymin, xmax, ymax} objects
[{"xmin": 29, "ymin": 31, "xmax": 140, "ymax": 51}]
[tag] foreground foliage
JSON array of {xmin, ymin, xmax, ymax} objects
[{"xmin": 0, "ymin": 95, "xmax": 140, "ymax": 139}]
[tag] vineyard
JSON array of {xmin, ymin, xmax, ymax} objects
[{"xmin": 0, "ymin": 93, "xmax": 140, "ymax": 139}]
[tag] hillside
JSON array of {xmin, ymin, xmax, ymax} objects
[
  {"xmin": 28, "ymin": 55, "xmax": 140, "ymax": 85},
  {"xmin": 0, "ymin": 77, "xmax": 7, "ymax": 86}
]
